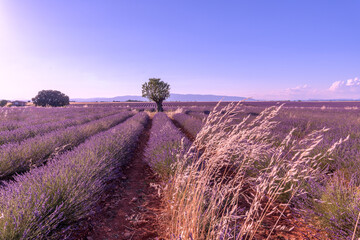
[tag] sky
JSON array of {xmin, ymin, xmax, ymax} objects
[{"xmin": 0, "ymin": 0, "xmax": 359, "ymax": 100}]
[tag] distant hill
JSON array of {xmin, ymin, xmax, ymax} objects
[{"xmin": 71, "ymin": 93, "xmax": 249, "ymax": 102}]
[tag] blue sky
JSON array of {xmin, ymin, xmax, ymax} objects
[{"xmin": 0, "ymin": 1, "xmax": 359, "ymax": 100}]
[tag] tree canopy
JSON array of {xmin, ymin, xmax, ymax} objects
[
  {"xmin": 32, "ymin": 90, "xmax": 70, "ymax": 107},
  {"xmin": 0, "ymin": 100, "xmax": 8, "ymax": 107},
  {"xmin": 142, "ymin": 78, "xmax": 170, "ymax": 112}
]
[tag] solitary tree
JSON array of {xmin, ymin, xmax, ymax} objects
[
  {"xmin": 32, "ymin": 90, "xmax": 70, "ymax": 107},
  {"xmin": 142, "ymin": 78, "xmax": 170, "ymax": 112}
]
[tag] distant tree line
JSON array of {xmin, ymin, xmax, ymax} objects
[{"xmin": 125, "ymin": 99, "xmax": 144, "ymax": 102}]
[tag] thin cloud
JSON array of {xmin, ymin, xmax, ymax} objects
[
  {"xmin": 285, "ymin": 84, "xmax": 309, "ymax": 93},
  {"xmin": 256, "ymin": 77, "xmax": 360, "ymax": 100},
  {"xmin": 255, "ymin": 84, "xmax": 317, "ymax": 100},
  {"xmin": 329, "ymin": 77, "xmax": 360, "ymax": 92}
]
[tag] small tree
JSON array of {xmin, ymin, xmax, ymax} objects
[
  {"xmin": 0, "ymin": 100, "xmax": 8, "ymax": 107},
  {"xmin": 142, "ymin": 78, "xmax": 170, "ymax": 112},
  {"xmin": 32, "ymin": 90, "xmax": 70, "ymax": 107}
]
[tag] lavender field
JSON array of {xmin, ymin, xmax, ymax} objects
[{"xmin": 0, "ymin": 102, "xmax": 359, "ymax": 239}]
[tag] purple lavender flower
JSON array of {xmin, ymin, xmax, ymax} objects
[
  {"xmin": 172, "ymin": 113, "xmax": 203, "ymax": 138},
  {"xmin": 0, "ymin": 112, "xmax": 149, "ymax": 239},
  {"xmin": 145, "ymin": 112, "xmax": 191, "ymax": 178}
]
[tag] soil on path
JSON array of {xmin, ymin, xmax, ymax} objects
[{"xmin": 68, "ymin": 117, "xmax": 163, "ymax": 240}]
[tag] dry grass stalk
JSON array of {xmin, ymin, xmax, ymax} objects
[
  {"xmin": 163, "ymin": 102, "xmax": 347, "ymax": 239},
  {"xmin": 167, "ymin": 108, "xmax": 185, "ymax": 118},
  {"xmin": 352, "ymin": 211, "xmax": 360, "ymax": 240}
]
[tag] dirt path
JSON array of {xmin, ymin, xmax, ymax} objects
[{"xmin": 68, "ymin": 117, "xmax": 163, "ymax": 240}]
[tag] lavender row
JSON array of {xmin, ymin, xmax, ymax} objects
[
  {"xmin": 0, "ymin": 107, "xmax": 121, "ymax": 132},
  {"xmin": 0, "ymin": 107, "xmax": 80, "ymax": 130},
  {"xmin": 0, "ymin": 111, "xmax": 133, "ymax": 179},
  {"xmin": 186, "ymin": 111, "xmax": 209, "ymax": 120},
  {"xmin": 0, "ymin": 109, "xmax": 124, "ymax": 146},
  {"xmin": 260, "ymin": 107, "xmax": 360, "ymax": 238},
  {"xmin": 172, "ymin": 113, "xmax": 203, "ymax": 138},
  {"xmin": 215, "ymin": 105, "xmax": 360, "ymax": 238},
  {"xmin": 0, "ymin": 112, "xmax": 149, "ymax": 239},
  {"xmin": 144, "ymin": 112, "xmax": 191, "ymax": 178}
]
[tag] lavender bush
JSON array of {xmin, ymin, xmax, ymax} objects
[
  {"xmin": 0, "ymin": 111, "xmax": 133, "ymax": 179},
  {"xmin": 306, "ymin": 172, "xmax": 360, "ymax": 238},
  {"xmin": 187, "ymin": 111, "xmax": 209, "ymax": 120},
  {"xmin": 172, "ymin": 113, "xmax": 203, "ymax": 139},
  {"xmin": 269, "ymin": 108, "xmax": 360, "ymax": 238},
  {"xmin": 0, "ymin": 110, "xmax": 122, "ymax": 146},
  {"xmin": 145, "ymin": 112, "xmax": 191, "ymax": 179},
  {"xmin": 0, "ymin": 112, "xmax": 149, "ymax": 240},
  {"xmin": 0, "ymin": 107, "xmax": 120, "ymax": 133}
]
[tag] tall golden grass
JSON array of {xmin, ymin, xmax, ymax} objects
[{"xmin": 163, "ymin": 102, "xmax": 347, "ymax": 239}]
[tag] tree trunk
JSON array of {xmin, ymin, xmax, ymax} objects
[{"xmin": 156, "ymin": 101, "xmax": 163, "ymax": 112}]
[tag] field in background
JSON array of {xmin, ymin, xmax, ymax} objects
[{"xmin": 70, "ymin": 100, "xmax": 360, "ymax": 107}]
